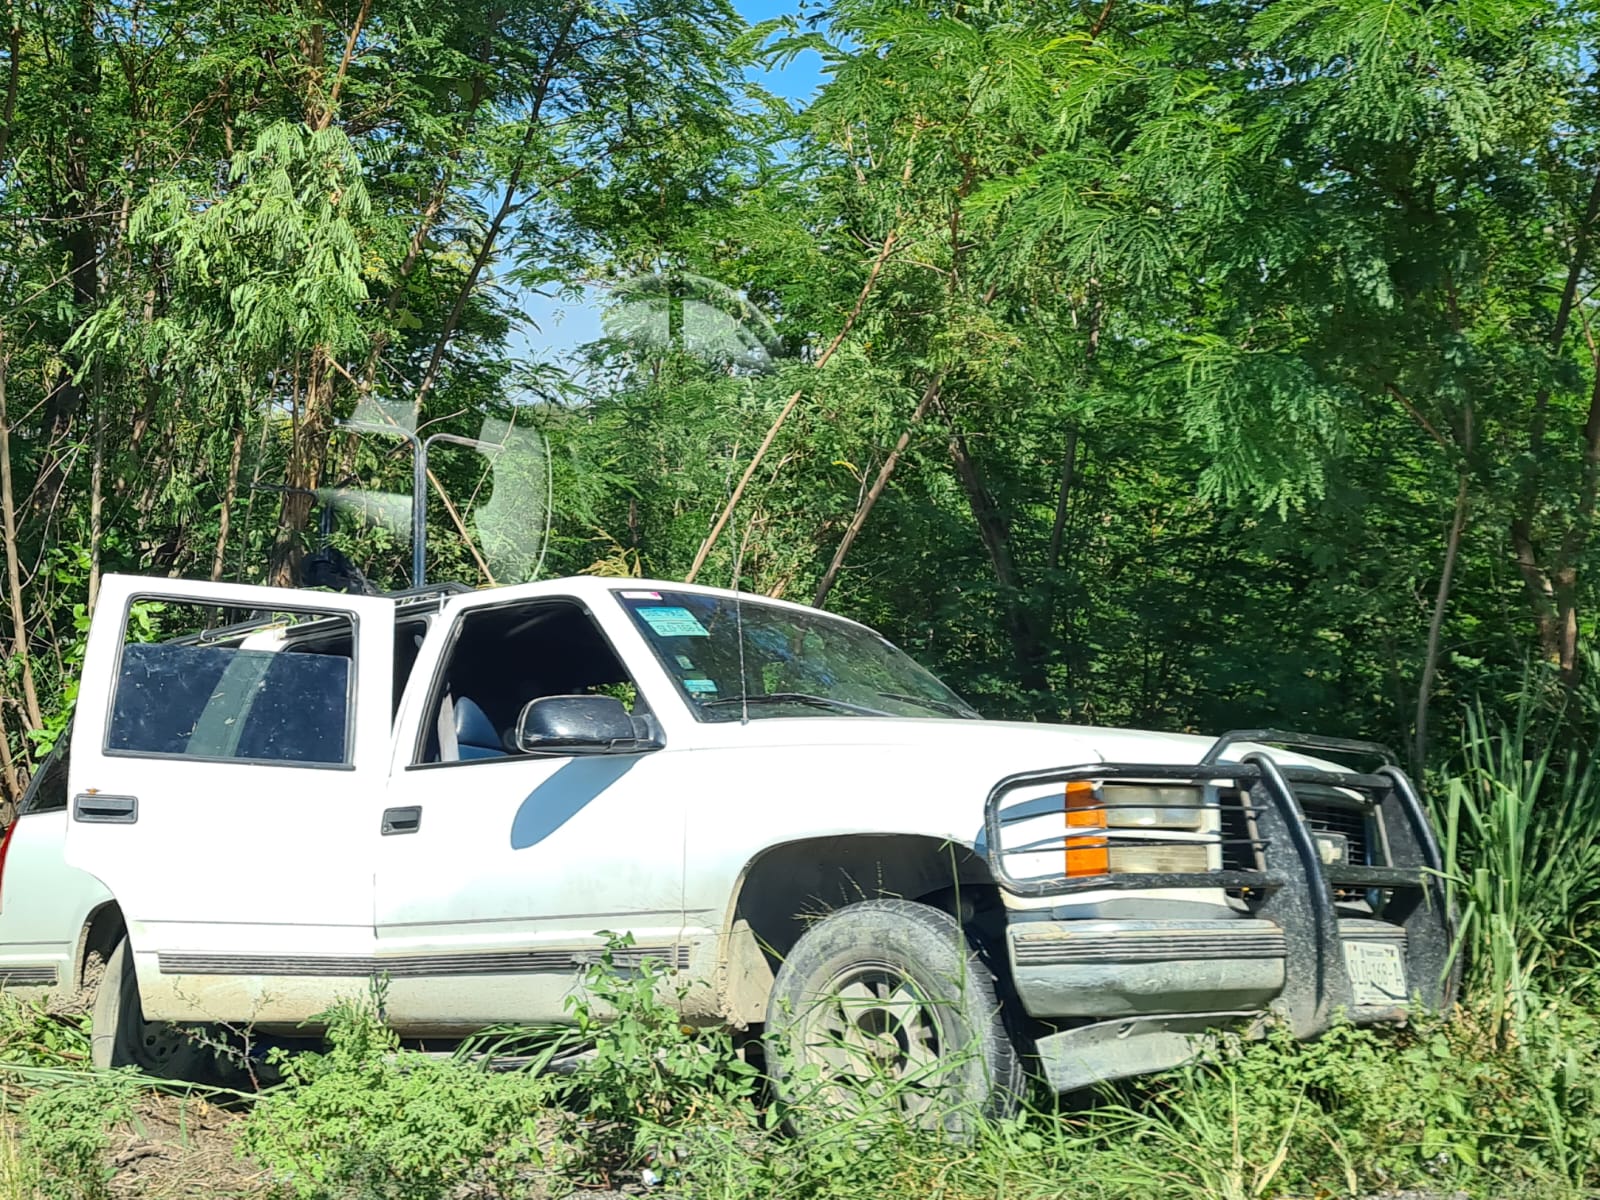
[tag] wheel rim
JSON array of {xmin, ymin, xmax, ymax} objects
[
  {"xmin": 796, "ymin": 961, "xmax": 948, "ymax": 1122},
  {"xmin": 133, "ymin": 1016, "xmax": 192, "ymax": 1073}
]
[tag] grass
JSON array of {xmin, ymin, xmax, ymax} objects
[
  {"xmin": 5, "ymin": 974, "xmax": 1596, "ymax": 1200},
  {"xmin": 1, "ymin": 700, "xmax": 1599, "ymax": 1200},
  {"xmin": 0, "ymin": 1122, "xmax": 40, "ymax": 1200},
  {"xmin": 1437, "ymin": 695, "xmax": 1600, "ymax": 1040}
]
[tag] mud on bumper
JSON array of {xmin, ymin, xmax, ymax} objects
[{"xmin": 983, "ymin": 730, "xmax": 1458, "ymax": 1094}]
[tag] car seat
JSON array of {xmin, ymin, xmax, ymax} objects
[{"xmin": 453, "ymin": 696, "xmax": 506, "ymax": 760}]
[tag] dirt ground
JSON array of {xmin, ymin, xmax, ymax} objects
[
  {"xmin": 101, "ymin": 1095, "xmax": 264, "ymax": 1200},
  {"xmin": 6, "ymin": 1093, "xmax": 665, "ymax": 1200}
]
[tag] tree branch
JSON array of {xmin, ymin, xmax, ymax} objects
[
  {"xmin": 685, "ymin": 227, "xmax": 902, "ymax": 584},
  {"xmin": 813, "ymin": 372, "xmax": 943, "ymax": 607},
  {"xmin": 316, "ymin": 0, "xmax": 371, "ymax": 131}
]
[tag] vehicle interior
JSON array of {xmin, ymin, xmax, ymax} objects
[{"xmin": 418, "ymin": 600, "xmax": 647, "ymax": 764}]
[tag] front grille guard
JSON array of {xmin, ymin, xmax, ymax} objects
[{"xmin": 982, "ymin": 730, "xmax": 1459, "ymax": 1030}]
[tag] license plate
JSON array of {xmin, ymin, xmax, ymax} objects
[{"xmin": 1344, "ymin": 940, "xmax": 1406, "ymax": 1006}]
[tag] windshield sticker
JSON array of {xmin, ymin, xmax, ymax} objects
[
  {"xmin": 621, "ymin": 590, "xmax": 662, "ymax": 599},
  {"xmin": 675, "ymin": 654, "xmax": 695, "ymax": 669},
  {"xmin": 683, "ymin": 677, "xmax": 719, "ymax": 694},
  {"xmin": 636, "ymin": 606, "xmax": 710, "ymax": 638}
]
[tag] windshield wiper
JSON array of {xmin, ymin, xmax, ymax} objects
[
  {"xmin": 876, "ymin": 691, "xmax": 979, "ymax": 719},
  {"xmin": 702, "ymin": 692, "xmax": 895, "ymax": 717}
]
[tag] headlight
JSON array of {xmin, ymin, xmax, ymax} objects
[
  {"xmin": 1063, "ymin": 780, "xmax": 1214, "ymax": 878},
  {"xmin": 1108, "ymin": 844, "xmax": 1211, "ymax": 874},
  {"xmin": 1101, "ymin": 784, "xmax": 1208, "ymax": 832}
]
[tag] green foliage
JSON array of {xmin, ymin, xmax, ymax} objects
[
  {"xmin": 0, "ymin": 997, "xmax": 91, "ymax": 1072},
  {"xmin": 18, "ymin": 1073, "xmax": 137, "ymax": 1200},
  {"xmin": 1097, "ymin": 1008, "xmax": 1600, "ymax": 1198},
  {"xmin": 238, "ymin": 991, "xmax": 562, "ymax": 1200},
  {"xmin": 0, "ymin": 1121, "xmax": 43, "ymax": 1200},
  {"xmin": 1436, "ymin": 664, "xmax": 1600, "ymax": 1038},
  {"xmin": 642, "ymin": 1004, "xmax": 1600, "ymax": 1200},
  {"xmin": 555, "ymin": 932, "xmax": 761, "ymax": 1179},
  {"xmin": 8, "ymin": 0, "xmax": 1600, "ymax": 1187}
]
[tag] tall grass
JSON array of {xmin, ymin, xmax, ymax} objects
[
  {"xmin": 1436, "ymin": 674, "xmax": 1600, "ymax": 1039},
  {"xmin": 0, "ymin": 1123, "xmax": 40, "ymax": 1200}
]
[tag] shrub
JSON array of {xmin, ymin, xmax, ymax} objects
[
  {"xmin": 238, "ymin": 991, "xmax": 564, "ymax": 1200},
  {"xmin": 0, "ymin": 1120, "xmax": 41, "ymax": 1200},
  {"xmin": 18, "ymin": 1072, "xmax": 137, "ymax": 1200},
  {"xmin": 553, "ymin": 933, "xmax": 761, "ymax": 1185}
]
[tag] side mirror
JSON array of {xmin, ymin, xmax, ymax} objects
[{"xmin": 514, "ymin": 695, "xmax": 660, "ymax": 755}]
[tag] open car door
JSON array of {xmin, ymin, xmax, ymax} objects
[{"xmin": 64, "ymin": 575, "xmax": 394, "ymax": 1025}]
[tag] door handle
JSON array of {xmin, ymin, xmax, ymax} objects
[
  {"xmin": 73, "ymin": 794, "xmax": 138, "ymax": 824},
  {"xmin": 381, "ymin": 806, "xmax": 422, "ymax": 836}
]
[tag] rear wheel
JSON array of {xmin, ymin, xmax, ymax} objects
[
  {"xmin": 764, "ymin": 899, "xmax": 1023, "ymax": 1135},
  {"xmin": 91, "ymin": 938, "xmax": 218, "ymax": 1080}
]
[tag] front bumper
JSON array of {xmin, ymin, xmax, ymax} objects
[
  {"xmin": 985, "ymin": 729, "xmax": 1458, "ymax": 1092},
  {"xmin": 1009, "ymin": 918, "xmax": 1287, "ymax": 1018}
]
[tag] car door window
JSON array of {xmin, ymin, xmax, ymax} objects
[
  {"xmin": 417, "ymin": 600, "xmax": 647, "ymax": 765},
  {"xmin": 105, "ymin": 601, "xmax": 356, "ymax": 766}
]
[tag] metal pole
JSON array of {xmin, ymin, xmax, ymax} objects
[
  {"xmin": 339, "ymin": 420, "xmax": 426, "ymax": 587},
  {"xmin": 414, "ymin": 437, "xmax": 427, "ymax": 588}
]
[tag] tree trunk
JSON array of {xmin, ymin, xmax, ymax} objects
[
  {"xmin": 1512, "ymin": 168, "xmax": 1600, "ymax": 680},
  {"xmin": 813, "ymin": 373, "xmax": 942, "ymax": 608},
  {"xmin": 40, "ymin": 0, "xmax": 100, "ymax": 440},
  {"xmin": 1414, "ymin": 475, "xmax": 1470, "ymax": 772},
  {"xmin": 947, "ymin": 425, "xmax": 1049, "ymax": 695},
  {"xmin": 0, "ymin": 701, "xmax": 21, "ymax": 815},
  {"xmin": 268, "ymin": 350, "xmax": 333, "ymax": 587},
  {"xmin": 1047, "ymin": 428, "xmax": 1080, "ymax": 573},
  {"xmin": 87, "ymin": 376, "xmax": 105, "ymax": 614},
  {"xmin": 687, "ymin": 228, "xmax": 902, "ymax": 583},
  {"xmin": 0, "ymin": 331, "xmax": 44, "ymax": 734},
  {"xmin": 211, "ymin": 423, "xmax": 246, "ymax": 582},
  {"xmin": 410, "ymin": 4, "xmax": 582, "ymax": 424}
]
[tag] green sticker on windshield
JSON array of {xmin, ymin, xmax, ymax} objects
[
  {"xmin": 683, "ymin": 677, "xmax": 718, "ymax": 694},
  {"xmin": 637, "ymin": 606, "xmax": 709, "ymax": 638}
]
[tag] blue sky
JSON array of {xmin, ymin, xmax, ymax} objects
[{"xmin": 510, "ymin": 0, "xmax": 823, "ymax": 371}]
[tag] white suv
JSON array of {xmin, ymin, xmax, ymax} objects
[{"xmin": 0, "ymin": 574, "xmax": 1455, "ymax": 1121}]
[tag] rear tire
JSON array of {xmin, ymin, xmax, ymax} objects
[
  {"xmin": 764, "ymin": 899, "xmax": 1023, "ymax": 1136},
  {"xmin": 91, "ymin": 938, "xmax": 218, "ymax": 1081}
]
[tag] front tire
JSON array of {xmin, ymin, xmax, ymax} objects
[
  {"xmin": 764, "ymin": 899, "xmax": 1023, "ymax": 1135},
  {"xmin": 91, "ymin": 938, "xmax": 217, "ymax": 1081}
]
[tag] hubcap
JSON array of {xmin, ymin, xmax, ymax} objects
[
  {"xmin": 135, "ymin": 1018, "xmax": 190, "ymax": 1072},
  {"xmin": 798, "ymin": 963, "xmax": 947, "ymax": 1122}
]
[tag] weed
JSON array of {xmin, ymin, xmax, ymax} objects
[
  {"xmin": 1437, "ymin": 684, "xmax": 1600, "ymax": 1040},
  {"xmin": 554, "ymin": 933, "xmax": 761, "ymax": 1185},
  {"xmin": 1094, "ymin": 1002, "xmax": 1600, "ymax": 1199},
  {"xmin": 18, "ymin": 1071, "xmax": 137, "ymax": 1200},
  {"xmin": 0, "ymin": 996, "xmax": 90, "ymax": 1071},
  {"xmin": 238, "ymin": 991, "xmax": 564, "ymax": 1200},
  {"xmin": 0, "ymin": 1121, "xmax": 41, "ymax": 1200}
]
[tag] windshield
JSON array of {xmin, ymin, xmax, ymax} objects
[{"xmin": 615, "ymin": 589, "xmax": 979, "ymax": 722}]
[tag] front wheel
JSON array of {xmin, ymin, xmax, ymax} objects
[
  {"xmin": 763, "ymin": 899, "xmax": 1023, "ymax": 1135},
  {"xmin": 91, "ymin": 938, "xmax": 218, "ymax": 1081}
]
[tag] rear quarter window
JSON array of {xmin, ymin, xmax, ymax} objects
[{"xmin": 17, "ymin": 741, "xmax": 68, "ymax": 815}]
